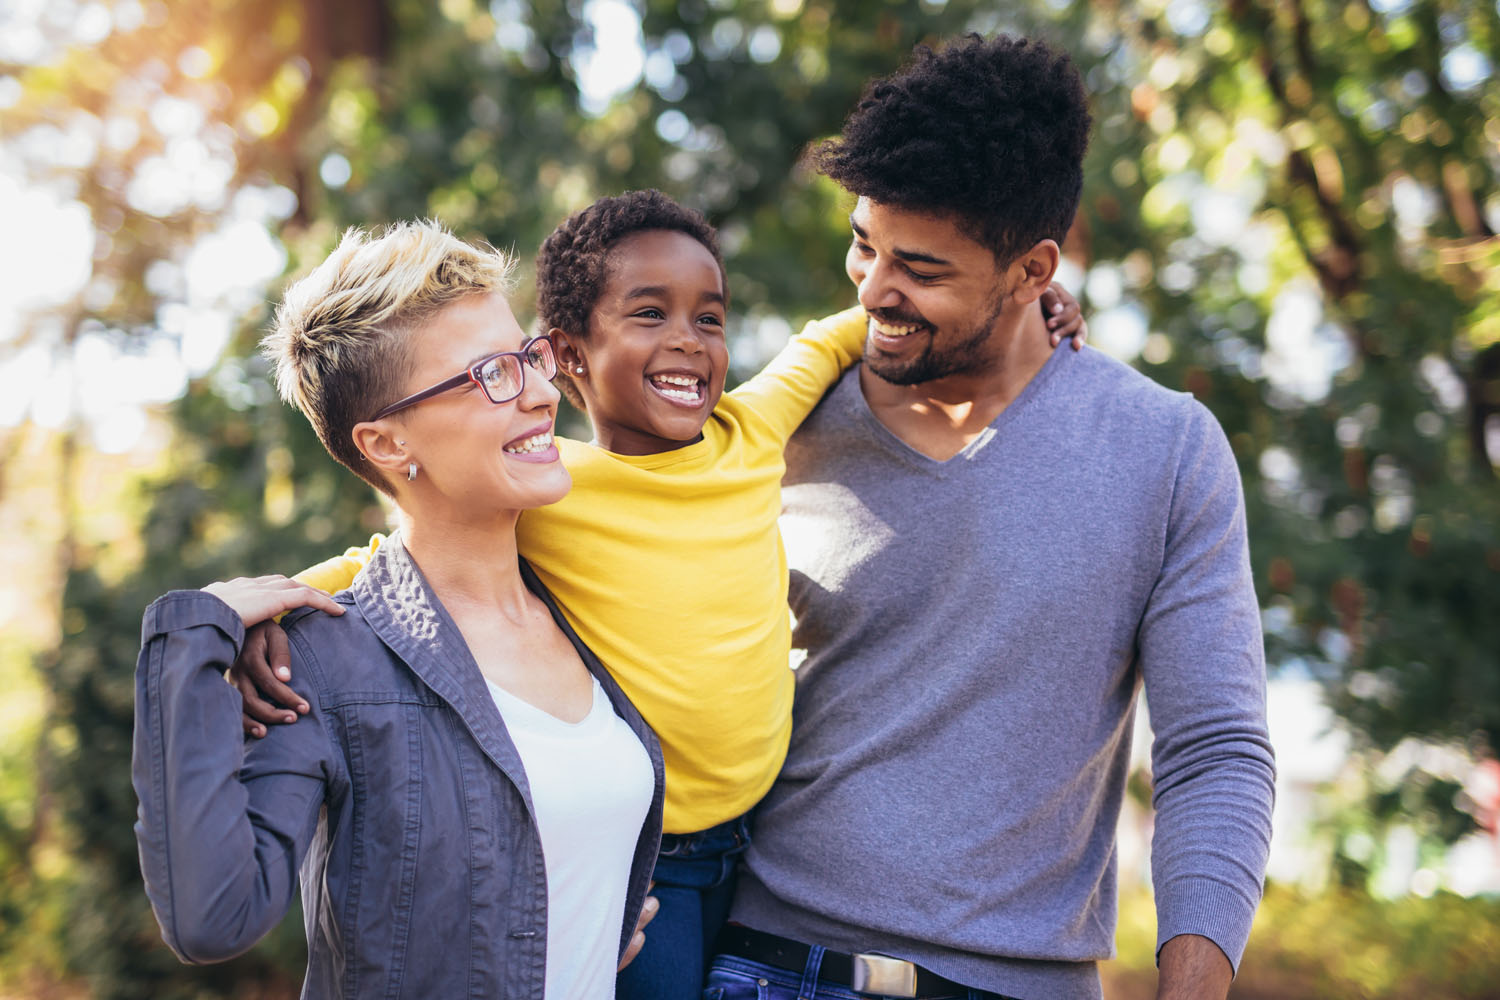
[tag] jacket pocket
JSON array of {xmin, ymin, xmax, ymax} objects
[{"xmin": 335, "ymin": 698, "xmax": 429, "ymax": 998}]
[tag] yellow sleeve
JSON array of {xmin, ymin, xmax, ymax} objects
[
  {"xmin": 728, "ymin": 305, "xmax": 866, "ymax": 444},
  {"xmin": 293, "ymin": 532, "xmax": 386, "ymax": 594}
]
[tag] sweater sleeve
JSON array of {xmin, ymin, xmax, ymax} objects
[
  {"xmin": 1139, "ymin": 401, "xmax": 1276, "ymax": 973},
  {"xmin": 131, "ymin": 590, "xmax": 339, "ymax": 964},
  {"xmin": 294, "ymin": 532, "xmax": 385, "ymax": 594},
  {"xmin": 727, "ymin": 306, "xmax": 866, "ymax": 444}
]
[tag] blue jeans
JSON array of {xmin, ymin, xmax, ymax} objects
[
  {"xmin": 704, "ymin": 953, "xmax": 1017, "ymax": 1000},
  {"xmin": 616, "ymin": 813, "xmax": 752, "ymax": 1000}
]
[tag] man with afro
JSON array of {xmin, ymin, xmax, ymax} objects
[{"xmin": 707, "ymin": 34, "xmax": 1274, "ymax": 1000}]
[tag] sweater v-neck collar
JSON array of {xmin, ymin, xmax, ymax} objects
[{"xmin": 847, "ymin": 341, "xmax": 1076, "ymax": 470}]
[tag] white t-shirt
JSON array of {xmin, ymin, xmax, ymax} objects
[{"xmin": 486, "ymin": 675, "xmax": 654, "ymax": 1000}]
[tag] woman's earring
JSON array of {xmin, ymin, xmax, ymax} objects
[
  {"xmin": 407, "ymin": 462, "xmax": 419, "ymax": 482},
  {"xmin": 574, "ymin": 365, "xmax": 585, "ymax": 375}
]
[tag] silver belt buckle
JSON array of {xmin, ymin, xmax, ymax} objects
[{"xmin": 851, "ymin": 952, "xmax": 918, "ymax": 997}]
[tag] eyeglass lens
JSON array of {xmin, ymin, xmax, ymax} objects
[{"xmin": 477, "ymin": 339, "xmax": 556, "ymax": 404}]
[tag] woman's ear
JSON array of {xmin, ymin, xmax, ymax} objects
[
  {"xmin": 351, "ymin": 419, "xmax": 410, "ymax": 481},
  {"xmin": 551, "ymin": 328, "xmax": 587, "ymax": 378}
]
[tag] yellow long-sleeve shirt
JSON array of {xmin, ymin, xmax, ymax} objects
[{"xmin": 297, "ymin": 306, "xmax": 868, "ymax": 833}]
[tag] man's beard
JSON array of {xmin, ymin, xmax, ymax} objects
[{"xmin": 862, "ymin": 291, "xmax": 1008, "ymax": 386}]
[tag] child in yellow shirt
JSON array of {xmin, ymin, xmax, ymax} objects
[{"xmin": 235, "ymin": 189, "xmax": 1083, "ymax": 997}]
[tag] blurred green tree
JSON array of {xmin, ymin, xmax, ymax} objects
[
  {"xmin": 628, "ymin": 0, "xmax": 1500, "ymax": 754},
  {"xmin": 3, "ymin": 0, "xmax": 1496, "ymax": 994},
  {"xmin": 629, "ymin": 0, "xmax": 1500, "ymax": 856}
]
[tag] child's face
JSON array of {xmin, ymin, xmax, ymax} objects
[{"xmin": 568, "ymin": 229, "xmax": 728, "ymax": 456}]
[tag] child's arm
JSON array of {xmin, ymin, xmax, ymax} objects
[
  {"xmin": 727, "ymin": 305, "xmax": 869, "ymax": 445},
  {"xmin": 730, "ymin": 285, "xmax": 1087, "ymax": 446},
  {"xmin": 294, "ymin": 532, "xmax": 385, "ymax": 594},
  {"xmin": 232, "ymin": 533, "xmax": 385, "ymax": 735}
]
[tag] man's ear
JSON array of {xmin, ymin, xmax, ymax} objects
[
  {"xmin": 1006, "ymin": 239, "xmax": 1061, "ymax": 306},
  {"xmin": 550, "ymin": 328, "xmax": 587, "ymax": 378},
  {"xmin": 351, "ymin": 419, "xmax": 410, "ymax": 481}
]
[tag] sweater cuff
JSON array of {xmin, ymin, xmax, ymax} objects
[
  {"xmin": 141, "ymin": 590, "xmax": 246, "ymax": 650},
  {"xmin": 1154, "ymin": 874, "xmax": 1262, "ymax": 973}
]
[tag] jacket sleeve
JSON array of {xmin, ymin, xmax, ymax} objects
[
  {"xmin": 1139, "ymin": 401, "xmax": 1276, "ymax": 973},
  {"xmin": 727, "ymin": 306, "xmax": 867, "ymax": 444},
  {"xmin": 132, "ymin": 590, "xmax": 338, "ymax": 964}
]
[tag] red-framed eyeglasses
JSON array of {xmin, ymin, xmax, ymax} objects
[{"xmin": 370, "ymin": 337, "xmax": 557, "ymax": 421}]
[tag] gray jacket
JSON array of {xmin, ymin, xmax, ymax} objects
[{"xmin": 132, "ymin": 535, "xmax": 665, "ymax": 999}]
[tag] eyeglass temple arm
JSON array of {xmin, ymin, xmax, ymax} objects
[{"xmin": 370, "ymin": 370, "xmax": 475, "ymax": 421}]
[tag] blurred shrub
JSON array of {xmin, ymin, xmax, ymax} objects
[{"xmin": 1106, "ymin": 882, "xmax": 1500, "ymax": 999}]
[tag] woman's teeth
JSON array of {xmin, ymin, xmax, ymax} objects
[{"xmin": 504, "ymin": 431, "xmax": 553, "ymax": 454}]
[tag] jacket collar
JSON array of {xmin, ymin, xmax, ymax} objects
[{"xmin": 349, "ymin": 532, "xmax": 534, "ymax": 803}]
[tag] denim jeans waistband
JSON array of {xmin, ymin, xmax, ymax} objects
[{"xmin": 658, "ymin": 811, "xmax": 752, "ymax": 859}]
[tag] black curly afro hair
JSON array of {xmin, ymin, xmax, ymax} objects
[
  {"xmin": 535, "ymin": 189, "xmax": 726, "ymax": 409},
  {"xmin": 811, "ymin": 34, "xmax": 1091, "ymax": 264}
]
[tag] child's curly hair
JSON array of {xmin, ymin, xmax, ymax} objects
[
  {"xmin": 810, "ymin": 33, "xmax": 1092, "ymax": 263},
  {"xmin": 535, "ymin": 189, "xmax": 726, "ymax": 409}
]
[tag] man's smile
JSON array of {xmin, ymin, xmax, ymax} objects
[{"xmin": 870, "ymin": 317, "xmax": 928, "ymax": 339}]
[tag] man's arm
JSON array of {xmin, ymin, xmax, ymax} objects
[
  {"xmin": 1139, "ymin": 400, "xmax": 1276, "ymax": 994},
  {"xmin": 234, "ymin": 533, "xmax": 385, "ymax": 735},
  {"xmin": 1157, "ymin": 933, "xmax": 1233, "ymax": 1000}
]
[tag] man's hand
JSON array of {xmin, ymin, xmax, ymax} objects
[
  {"xmin": 616, "ymin": 890, "xmax": 660, "ymax": 971},
  {"xmin": 201, "ymin": 576, "xmax": 339, "ymax": 738},
  {"xmin": 1156, "ymin": 933, "xmax": 1232, "ymax": 1000},
  {"xmin": 203, "ymin": 575, "xmax": 344, "ymax": 629},
  {"xmin": 229, "ymin": 619, "xmax": 309, "ymax": 738},
  {"xmin": 1040, "ymin": 282, "xmax": 1088, "ymax": 350}
]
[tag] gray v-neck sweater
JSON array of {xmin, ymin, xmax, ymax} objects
[{"xmin": 734, "ymin": 344, "xmax": 1275, "ymax": 999}]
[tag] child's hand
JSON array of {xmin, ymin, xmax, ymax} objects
[
  {"xmin": 617, "ymin": 889, "xmax": 660, "ymax": 971},
  {"xmin": 229, "ymin": 619, "xmax": 309, "ymax": 738},
  {"xmin": 1040, "ymin": 282, "xmax": 1088, "ymax": 350}
]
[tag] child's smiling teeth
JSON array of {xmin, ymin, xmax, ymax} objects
[
  {"xmin": 503, "ymin": 430, "xmax": 553, "ymax": 454},
  {"xmin": 872, "ymin": 319, "xmax": 924, "ymax": 338},
  {"xmin": 649, "ymin": 373, "xmax": 703, "ymax": 402}
]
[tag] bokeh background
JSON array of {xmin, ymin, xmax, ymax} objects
[{"xmin": 1, "ymin": 0, "xmax": 1498, "ymax": 997}]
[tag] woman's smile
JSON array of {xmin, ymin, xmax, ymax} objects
[{"xmin": 502, "ymin": 422, "xmax": 559, "ymax": 462}]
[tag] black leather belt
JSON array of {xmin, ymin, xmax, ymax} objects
[{"xmin": 714, "ymin": 925, "xmax": 972, "ymax": 998}]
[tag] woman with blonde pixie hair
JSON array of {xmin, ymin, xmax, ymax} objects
[{"xmin": 131, "ymin": 220, "xmax": 664, "ymax": 999}]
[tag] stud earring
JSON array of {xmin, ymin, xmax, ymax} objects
[
  {"xmin": 574, "ymin": 365, "xmax": 585, "ymax": 375},
  {"xmin": 407, "ymin": 462, "xmax": 418, "ymax": 482}
]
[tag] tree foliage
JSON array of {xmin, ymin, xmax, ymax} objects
[{"xmin": 2, "ymin": 0, "xmax": 1496, "ymax": 993}]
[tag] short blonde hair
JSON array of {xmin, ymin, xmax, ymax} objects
[{"xmin": 263, "ymin": 220, "xmax": 517, "ymax": 496}]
